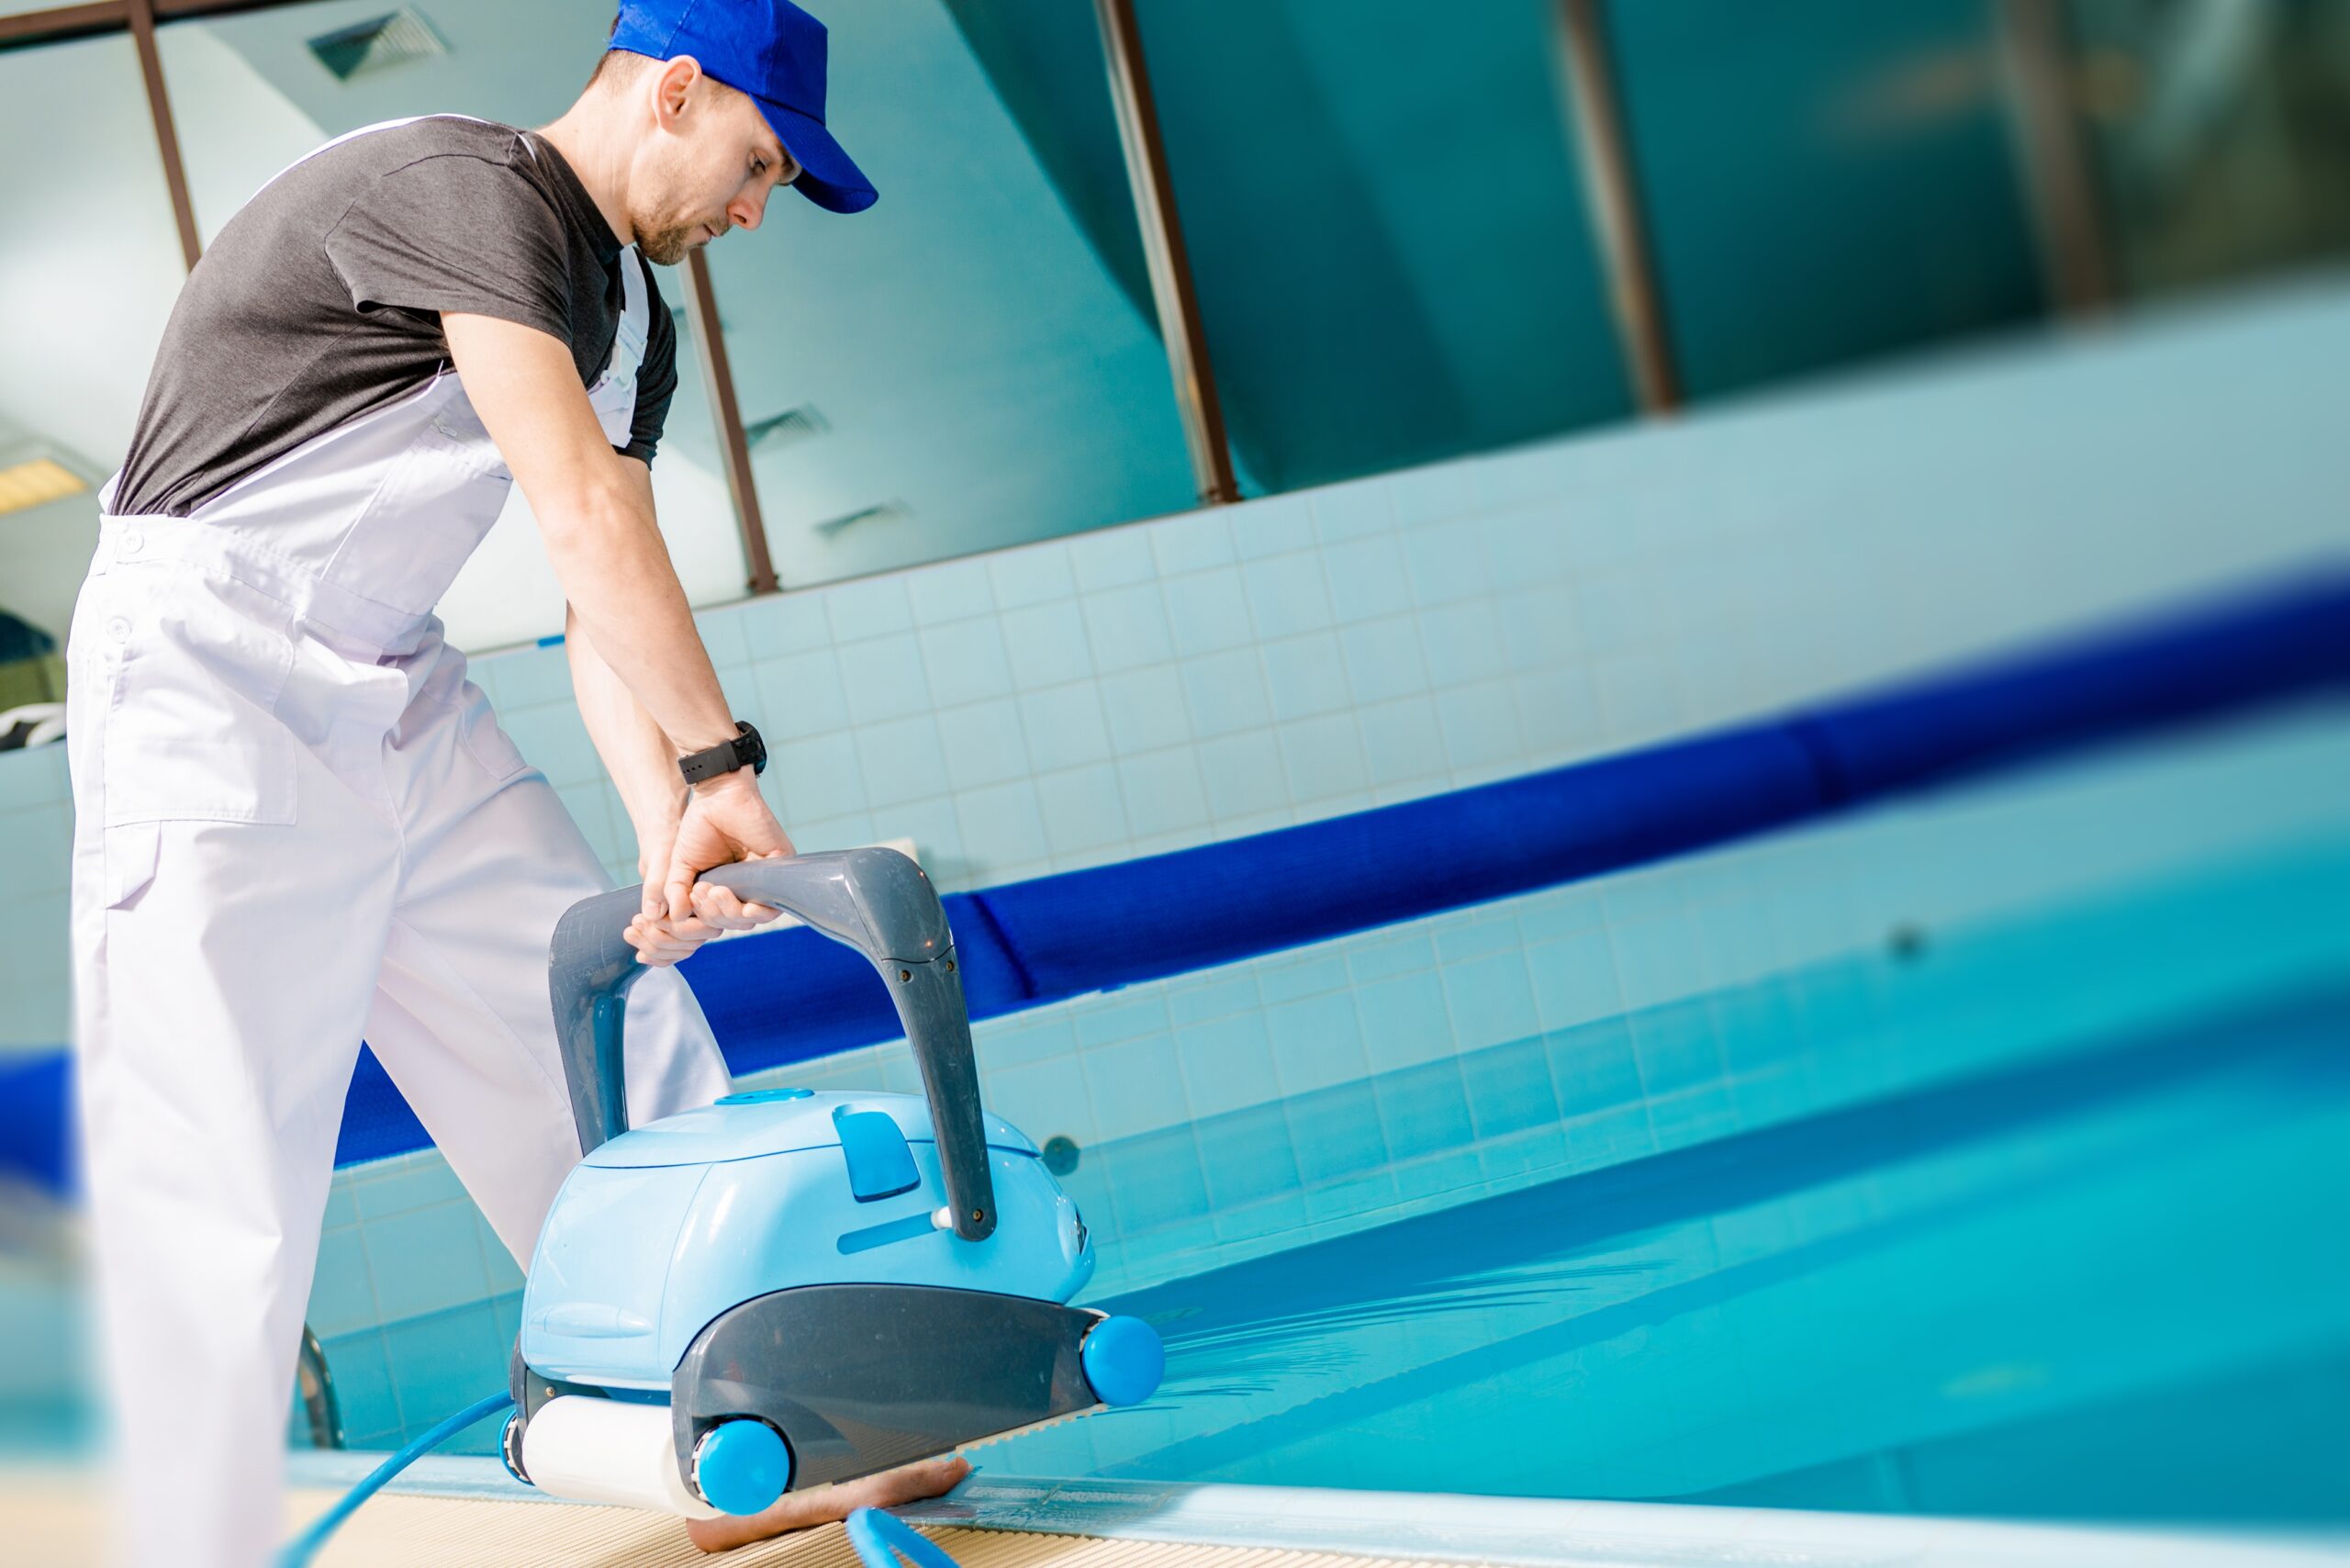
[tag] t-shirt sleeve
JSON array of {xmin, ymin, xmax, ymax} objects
[
  {"xmin": 622, "ymin": 251, "xmax": 679, "ymax": 466},
  {"xmin": 321, "ymin": 153, "xmax": 572, "ymax": 341}
]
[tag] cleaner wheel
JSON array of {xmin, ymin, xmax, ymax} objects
[
  {"xmin": 1080, "ymin": 1316, "xmax": 1164, "ymax": 1407},
  {"xmin": 498, "ymin": 1411, "xmax": 532, "ymax": 1487},
  {"xmin": 692, "ymin": 1418, "xmax": 792, "ymax": 1516}
]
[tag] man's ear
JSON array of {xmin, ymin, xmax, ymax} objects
[{"xmin": 652, "ymin": 54, "xmax": 704, "ymax": 130}]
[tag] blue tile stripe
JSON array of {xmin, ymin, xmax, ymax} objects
[{"xmin": 3, "ymin": 569, "xmax": 2344, "ymax": 1188}]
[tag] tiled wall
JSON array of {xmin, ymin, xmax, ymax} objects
[
  {"xmin": 3, "ymin": 280, "xmax": 2347, "ymax": 1450},
  {"xmin": 0, "ymin": 743, "xmax": 70, "ymax": 1049},
  {"xmin": 299, "ymin": 1152, "xmax": 523, "ymax": 1451},
  {"xmin": 466, "ymin": 278, "xmax": 2350, "ymax": 900}
]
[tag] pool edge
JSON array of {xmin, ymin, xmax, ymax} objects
[{"xmin": 278, "ymin": 1455, "xmax": 2350, "ymax": 1567}]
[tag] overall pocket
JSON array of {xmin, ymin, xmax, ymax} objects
[
  {"xmin": 95, "ymin": 558, "xmax": 299, "ymax": 828},
  {"xmin": 401, "ymin": 631, "xmax": 536, "ymax": 786},
  {"xmin": 319, "ymin": 420, "xmax": 515, "ymax": 619}
]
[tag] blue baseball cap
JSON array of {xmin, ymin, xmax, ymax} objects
[{"xmin": 610, "ymin": 0, "xmax": 877, "ymax": 215}]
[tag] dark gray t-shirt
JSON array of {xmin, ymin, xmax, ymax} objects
[{"xmin": 110, "ymin": 116, "xmax": 677, "ymax": 519}]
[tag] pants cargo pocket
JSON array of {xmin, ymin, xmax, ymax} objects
[
  {"xmin": 95, "ymin": 559, "xmax": 299, "ymax": 829},
  {"xmin": 101, "ymin": 819, "xmax": 161, "ymax": 911},
  {"xmin": 453, "ymin": 682, "xmax": 535, "ymax": 784}
]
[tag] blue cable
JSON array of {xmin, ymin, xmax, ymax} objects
[
  {"xmin": 275, "ymin": 1394, "xmax": 969, "ymax": 1568},
  {"xmin": 846, "ymin": 1506, "xmax": 967, "ymax": 1568},
  {"xmin": 275, "ymin": 1389, "xmax": 513, "ymax": 1568}
]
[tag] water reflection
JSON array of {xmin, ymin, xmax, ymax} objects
[{"xmin": 997, "ymin": 983, "xmax": 2350, "ymax": 1526}]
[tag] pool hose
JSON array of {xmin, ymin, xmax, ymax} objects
[
  {"xmin": 274, "ymin": 1391, "xmax": 970, "ymax": 1568},
  {"xmin": 274, "ymin": 1390, "xmax": 512, "ymax": 1568}
]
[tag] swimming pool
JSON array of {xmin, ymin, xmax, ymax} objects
[
  {"xmin": 5, "ymin": 701, "xmax": 2344, "ymax": 1545},
  {"xmin": 979, "ymin": 845, "xmax": 2350, "ymax": 1528}
]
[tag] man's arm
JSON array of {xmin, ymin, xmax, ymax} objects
[
  {"xmin": 442, "ymin": 310, "xmax": 789, "ymax": 927},
  {"xmin": 565, "ymin": 589, "xmax": 681, "ymax": 865},
  {"xmin": 566, "ymin": 595, "xmax": 770, "ymax": 963},
  {"xmin": 564, "ymin": 457, "xmax": 693, "ymax": 835},
  {"xmin": 442, "ymin": 312, "xmax": 733, "ymax": 756}
]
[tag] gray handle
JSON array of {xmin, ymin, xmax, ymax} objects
[{"xmin": 547, "ymin": 848, "xmax": 997, "ymax": 1241}]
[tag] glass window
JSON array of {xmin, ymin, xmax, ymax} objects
[
  {"xmin": 1129, "ymin": 0, "xmax": 1630, "ymax": 496},
  {"xmin": 154, "ymin": 1, "xmax": 751, "ymax": 649},
  {"xmin": 1610, "ymin": 0, "xmax": 2049, "ymax": 398},
  {"xmin": 702, "ymin": 0, "xmax": 1200, "ymax": 587},
  {"xmin": 0, "ymin": 33, "xmax": 190, "ymax": 655},
  {"xmin": 2070, "ymin": 0, "xmax": 2350, "ymax": 298}
]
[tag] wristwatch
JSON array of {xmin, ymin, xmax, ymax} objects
[{"xmin": 678, "ymin": 721, "xmax": 767, "ymax": 786}]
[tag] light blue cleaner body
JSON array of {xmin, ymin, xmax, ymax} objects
[{"xmin": 521, "ymin": 1089, "xmax": 1095, "ymax": 1389}]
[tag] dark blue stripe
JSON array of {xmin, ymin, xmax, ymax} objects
[
  {"xmin": 977, "ymin": 722, "xmax": 1826, "ymax": 1000},
  {"xmin": 0, "ymin": 1053, "xmax": 71, "ymax": 1196},
  {"xmin": 5, "ymin": 567, "xmax": 2345, "ymax": 1195},
  {"xmin": 1786, "ymin": 572, "xmax": 2350, "ymax": 804}
]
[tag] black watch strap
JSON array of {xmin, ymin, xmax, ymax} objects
[{"xmin": 679, "ymin": 720, "xmax": 767, "ymax": 786}]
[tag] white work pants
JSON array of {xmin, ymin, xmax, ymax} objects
[{"xmin": 64, "ymin": 517, "xmax": 731, "ymax": 1567}]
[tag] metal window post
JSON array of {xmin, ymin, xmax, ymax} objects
[
  {"xmin": 1092, "ymin": 0, "xmax": 1239, "ymax": 507},
  {"xmin": 131, "ymin": 0, "xmax": 203, "ymax": 272},
  {"xmin": 1551, "ymin": 0, "xmax": 1680, "ymax": 415},
  {"xmin": 685, "ymin": 249, "xmax": 782, "ymax": 597},
  {"xmin": 1998, "ymin": 0, "xmax": 2118, "ymax": 315},
  {"xmin": 0, "ymin": 3, "xmax": 129, "ymax": 50}
]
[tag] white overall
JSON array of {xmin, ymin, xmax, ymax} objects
[{"xmin": 62, "ymin": 119, "xmax": 732, "ymax": 1568}]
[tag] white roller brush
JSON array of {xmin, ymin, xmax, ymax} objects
[{"xmin": 520, "ymin": 1394, "xmax": 723, "ymax": 1518}]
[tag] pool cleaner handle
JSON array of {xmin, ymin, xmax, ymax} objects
[{"xmin": 548, "ymin": 846, "xmax": 999, "ymax": 1240}]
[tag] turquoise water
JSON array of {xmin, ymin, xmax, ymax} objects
[{"xmin": 990, "ymin": 864, "xmax": 2350, "ymax": 1526}]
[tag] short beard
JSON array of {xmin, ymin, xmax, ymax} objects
[{"xmin": 635, "ymin": 218, "xmax": 698, "ymax": 266}]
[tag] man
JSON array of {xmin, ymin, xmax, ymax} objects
[{"xmin": 65, "ymin": 3, "xmax": 963, "ymax": 1563}]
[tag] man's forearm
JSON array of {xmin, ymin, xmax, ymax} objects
[
  {"xmin": 543, "ymin": 457, "xmax": 738, "ymax": 757},
  {"xmin": 565, "ymin": 603, "xmax": 688, "ymax": 841}
]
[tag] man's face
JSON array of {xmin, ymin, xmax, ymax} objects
[{"xmin": 632, "ymin": 71, "xmax": 799, "ymax": 266}]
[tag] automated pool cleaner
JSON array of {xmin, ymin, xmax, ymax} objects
[
  {"xmin": 278, "ymin": 851, "xmax": 1160, "ymax": 1565},
  {"xmin": 499, "ymin": 846, "xmax": 1163, "ymax": 1519}
]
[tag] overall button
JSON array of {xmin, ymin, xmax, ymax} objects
[
  {"xmin": 105, "ymin": 616, "xmax": 132, "ymax": 642},
  {"xmin": 118, "ymin": 529, "xmax": 144, "ymax": 556}
]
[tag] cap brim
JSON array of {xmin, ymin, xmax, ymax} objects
[{"xmin": 755, "ymin": 96, "xmax": 877, "ymax": 215}]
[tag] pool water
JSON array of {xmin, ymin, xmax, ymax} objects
[
  {"xmin": 989, "ymin": 890, "xmax": 2350, "ymax": 1526},
  {"xmin": 8, "ymin": 722, "xmax": 2345, "ymax": 1540}
]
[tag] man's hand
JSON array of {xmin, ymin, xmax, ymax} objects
[
  {"xmin": 621, "ymin": 776, "xmax": 790, "ymax": 965},
  {"xmin": 624, "ymin": 790, "xmax": 713, "ymax": 965},
  {"xmin": 657, "ymin": 768, "xmax": 794, "ymax": 929}
]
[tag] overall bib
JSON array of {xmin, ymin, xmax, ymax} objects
[{"xmin": 62, "ymin": 118, "xmax": 733, "ymax": 1568}]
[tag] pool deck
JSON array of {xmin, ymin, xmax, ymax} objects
[{"xmin": 9, "ymin": 1458, "xmax": 2337, "ymax": 1567}]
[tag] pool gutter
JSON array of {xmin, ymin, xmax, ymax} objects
[{"xmin": 281, "ymin": 1455, "xmax": 2347, "ymax": 1567}]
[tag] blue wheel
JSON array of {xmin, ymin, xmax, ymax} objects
[
  {"xmin": 1080, "ymin": 1316, "xmax": 1164, "ymax": 1407},
  {"xmin": 694, "ymin": 1418, "xmax": 792, "ymax": 1516}
]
